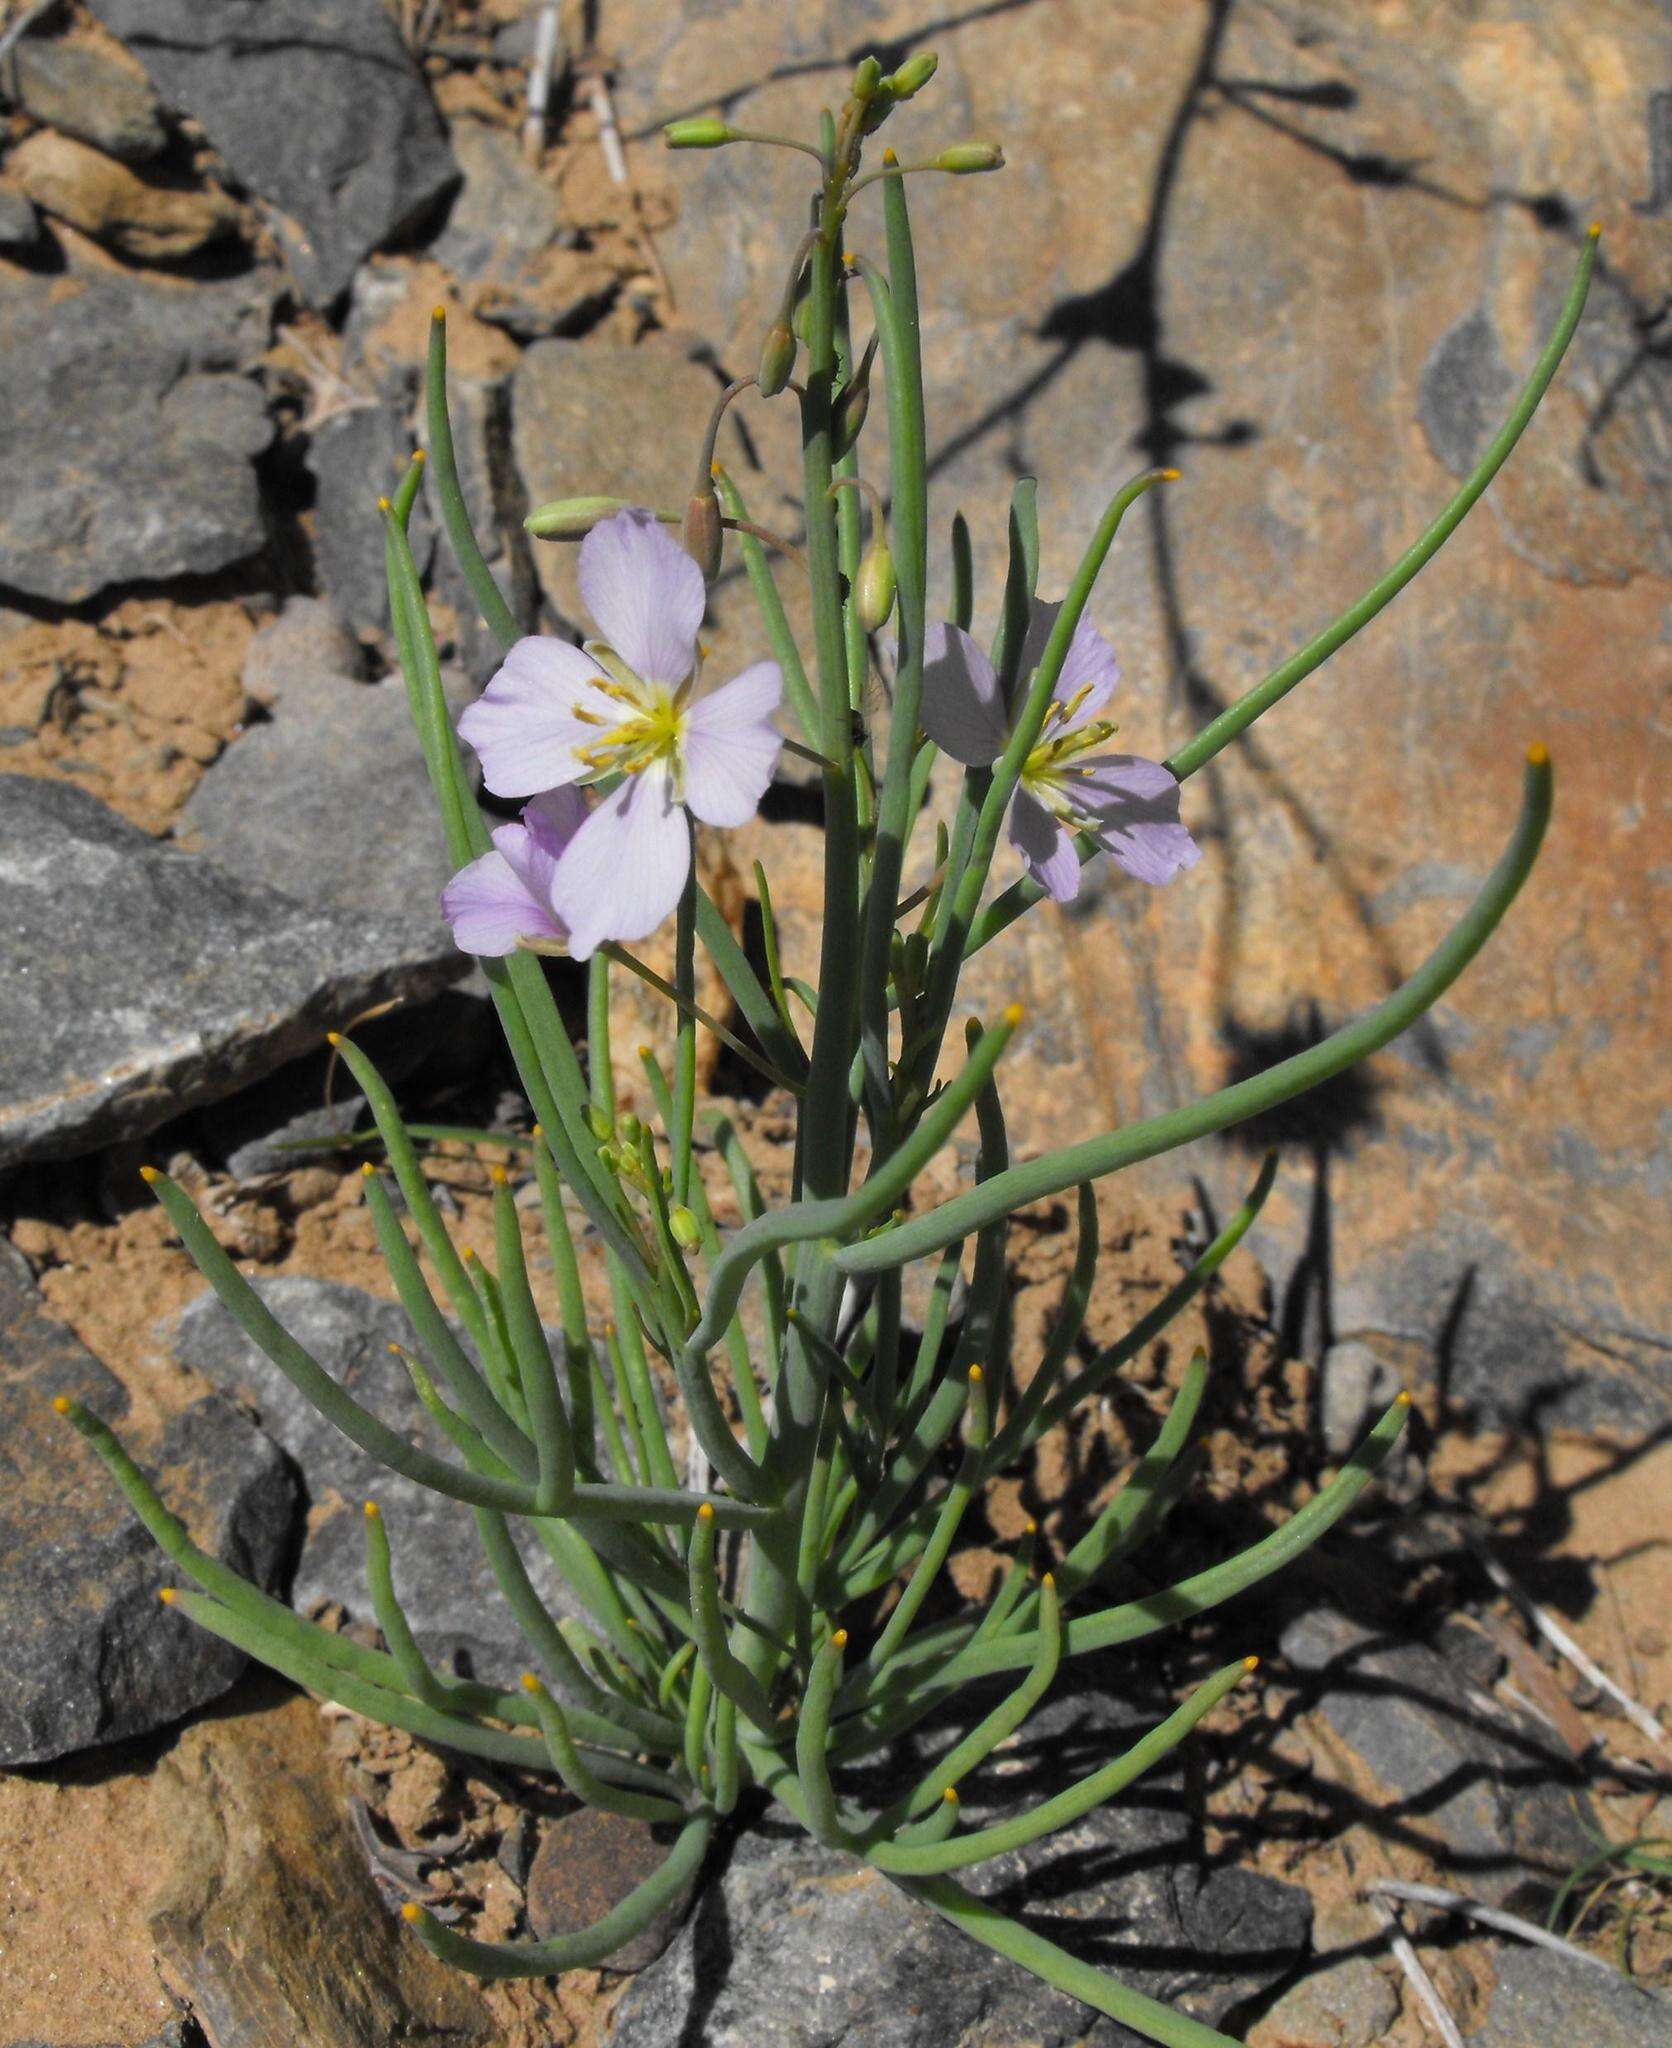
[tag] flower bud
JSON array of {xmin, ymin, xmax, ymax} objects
[
  {"xmin": 831, "ymin": 331, "xmax": 878, "ymax": 460},
  {"xmin": 681, "ymin": 487, "xmax": 723, "ymax": 579},
  {"xmin": 668, "ymin": 1205, "xmax": 702, "ymax": 1250},
  {"xmin": 856, "ymin": 539, "xmax": 896, "ymax": 631},
  {"xmin": 934, "ymin": 142, "xmax": 1005, "ymax": 174},
  {"xmin": 851, "ymin": 55, "xmax": 882, "ymax": 104},
  {"xmin": 525, "ymin": 494, "xmax": 627, "ymax": 539},
  {"xmin": 887, "ymin": 52, "xmax": 938, "ymax": 100},
  {"xmin": 757, "ymin": 320, "xmax": 796, "ymax": 398},
  {"xmin": 664, "ymin": 118, "xmax": 734, "ymax": 149},
  {"xmin": 617, "ymin": 1112, "xmax": 642, "ymax": 1148},
  {"xmin": 587, "ymin": 1104, "xmax": 613, "ymax": 1142}
]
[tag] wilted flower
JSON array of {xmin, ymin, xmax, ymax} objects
[
  {"xmin": 920, "ymin": 600, "xmax": 1199, "ymax": 898},
  {"xmin": 456, "ymin": 508, "xmax": 783, "ymax": 958},
  {"xmin": 440, "ymin": 788, "xmax": 585, "ymax": 957}
]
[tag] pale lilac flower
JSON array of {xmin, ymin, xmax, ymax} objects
[
  {"xmin": 456, "ymin": 508, "xmax": 782, "ymax": 959},
  {"xmin": 441, "ymin": 788, "xmax": 586, "ymax": 957},
  {"xmin": 920, "ymin": 599, "xmax": 1200, "ymax": 900}
]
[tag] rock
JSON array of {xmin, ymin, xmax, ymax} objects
[
  {"xmin": 1319, "ymin": 1339, "xmax": 1406, "ymax": 1458},
  {"xmin": 607, "ymin": 0, "xmax": 1672, "ymax": 1438},
  {"xmin": 610, "ymin": 1662, "xmax": 1309, "ymax": 2044},
  {"xmin": 526, "ymin": 1806, "xmax": 695, "ymax": 1970},
  {"xmin": 0, "ymin": 271, "xmax": 274, "ymax": 604},
  {"xmin": 433, "ymin": 117, "xmax": 562, "ymax": 285},
  {"xmin": 148, "ymin": 1682, "xmax": 493, "ymax": 2045},
  {"xmin": 7, "ymin": 130, "xmax": 239, "ymax": 262},
  {"xmin": 1249, "ymin": 1953, "xmax": 1399, "ymax": 2048},
  {"xmin": 7, "ymin": 2029, "xmax": 200, "ymax": 2048},
  {"xmin": 7, "ymin": 31, "xmax": 169, "ymax": 162},
  {"xmin": 90, "ymin": 0, "xmax": 458, "ymax": 306},
  {"xmin": 177, "ymin": 598, "xmax": 463, "ymax": 943},
  {"xmin": 0, "ymin": 776, "xmax": 466, "ymax": 1167},
  {"xmin": 1281, "ymin": 1607, "xmax": 1591, "ymax": 1906},
  {"xmin": 0, "ymin": 1241, "xmax": 296, "ymax": 1767},
  {"xmin": 305, "ymin": 393, "xmax": 437, "ymax": 639},
  {"xmin": 170, "ymin": 1277, "xmax": 586, "ymax": 1685},
  {"xmin": 1465, "ymin": 1943, "xmax": 1669, "ymax": 2045},
  {"xmin": 0, "ymin": 185, "xmax": 41, "ymax": 252}
]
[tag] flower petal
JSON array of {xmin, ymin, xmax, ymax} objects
[
  {"xmin": 578, "ymin": 507, "xmax": 704, "ymax": 686},
  {"xmin": 549, "ymin": 766, "xmax": 691, "ymax": 960},
  {"xmin": 457, "ymin": 637, "xmax": 611, "ymax": 798},
  {"xmin": 1021, "ymin": 599, "xmax": 1121, "ymax": 729},
  {"xmin": 1072, "ymin": 756, "xmax": 1202, "ymax": 886},
  {"xmin": 681, "ymin": 660, "xmax": 783, "ymax": 826},
  {"xmin": 1008, "ymin": 786, "xmax": 1084, "ymax": 901},
  {"xmin": 441, "ymin": 825, "xmax": 565, "ymax": 957},
  {"xmin": 921, "ymin": 622, "xmax": 1008, "ymax": 765}
]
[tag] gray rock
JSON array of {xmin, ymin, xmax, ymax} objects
[
  {"xmin": 305, "ymin": 392, "xmax": 437, "ymax": 638},
  {"xmin": 171, "ymin": 1277, "xmax": 585, "ymax": 1685},
  {"xmin": 433, "ymin": 117, "xmax": 562, "ymax": 285},
  {"xmin": 610, "ymin": 1667, "xmax": 1310, "ymax": 2045},
  {"xmin": 1319, "ymin": 1338, "xmax": 1406, "ymax": 1458},
  {"xmin": 0, "ymin": 1241, "xmax": 296, "ymax": 1767},
  {"xmin": 1252, "ymin": 1952, "xmax": 1399, "ymax": 2047},
  {"xmin": 0, "ymin": 184, "xmax": 42, "ymax": 252},
  {"xmin": 1466, "ymin": 1943, "xmax": 1670, "ymax": 2046},
  {"xmin": 1281, "ymin": 1608, "xmax": 1591, "ymax": 1906},
  {"xmin": 90, "ymin": 0, "xmax": 457, "ymax": 306},
  {"xmin": 8, "ymin": 33, "xmax": 168, "ymax": 161},
  {"xmin": 177, "ymin": 598, "xmax": 462, "ymax": 942},
  {"xmin": 0, "ymin": 272, "xmax": 274, "ymax": 604},
  {"xmin": 0, "ymin": 775, "xmax": 466, "ymax": 1168}
]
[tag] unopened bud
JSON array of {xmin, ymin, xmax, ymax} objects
[
  {"xmin": 832, "ymin": 331, "xmax": 878, "ymax": 459},
  {"xmin": 887, "ymin": 52, "xmax": 938, "ymax": 100},
  {"xmin": 934, "ymin": 142, "xmax": 1005, "ymax": 174},
  {"xmin": 757, "ymin": 320, "xmax": 796, "ymax": 398},
  {"xmin": 664, "ymin": 118, "xmax": 735, "ymax": 149},
  {"xmin": 855, "ymin": 539, "xmax": 896, "ymax": 631},
  {"xmin": 681, "ymin": 487, "xmax": 723, "ymax": 579},
  {"xmin": 587, "ymin": 1104, "xmax": 613, "ymax": 1142},
  {"xmin": 668, "ymin": 1205, "xmax": 702, "ymax": 1250},
  {"xmin": 526, "ymin": 494, "xmax": 627, "ymax": 540},
  {"xmin": 617, "ymin": 1112, "xmax": 642, "ymax": 1148},
  {"xmin": 851, "ymin": 56, "xmax": 882, "ymax": 104}
]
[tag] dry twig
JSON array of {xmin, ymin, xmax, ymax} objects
[{"xmin": 1367, "ymin": 1892, "xmax": 1466, "ymax": 2048}]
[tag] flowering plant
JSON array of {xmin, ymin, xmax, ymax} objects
[{"xmin": 62, "ymin": 51, "xmax": 1593, "ymax": 2045}]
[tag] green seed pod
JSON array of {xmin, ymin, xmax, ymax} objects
[
  {"xmin": 887, "ymin": 51, "xmax": 938, "ymax": 100},
  {"xmin": 934, "ymin": 142, "xmax": 1005, "ymax": 175},
  {"xmin": 681, "ymin": 487, "xmax": 723, "ymax": 580},
  {"xmin": 856, "ymin": 538, "xmax": 897, "ymax": 631},
  {"xmin": 525, "ymin": 494, "xmax": 627, "ymax": 540},
  {"xmin": 668, "ymin": 1205, "xmax": 702, "ymax": 1250},
  {"xmin": 664, "ymin": 118, "xmax": 734, "ymax": 149},
  {"xmin": 757, "ymin": 320, "xmax": 796, "ymax": 398}
]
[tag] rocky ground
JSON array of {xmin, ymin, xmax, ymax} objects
[{"xmin": 1, "ymin": 2, "xmax": 1668, "ymax": 2045}]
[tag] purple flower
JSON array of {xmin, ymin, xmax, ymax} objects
[
  {"xmin": 441, "ymin": 788, "xmax": 585, "ymax": 957},
  {"xmin": 456, "ymin": 508, "xmax": 782, "ymax": 958},
  {"xmin": 920, "ymin": 599, "xmax": 1200, "ymax": 900}
]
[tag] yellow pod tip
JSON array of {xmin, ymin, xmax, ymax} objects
[
  {"xmin": 1024, "ymin": 1517, "xmax": 1038, "ymax": 1536},
  {"xmin": 1588, "ymin": 220, "xmax": 1602, "ymax": 239},
  {"xmin": 410, "ymin": 448, "xmax": 426, "ymax": 465},
  {"xmin": 52, "ymin": 1395, "xmax": 73, "ymax": 1415},
  {"xmin": 1396, "ymin": 1389, "xmax": 1413, "ymax": 1407},
  {"xmin": 1041, "ymin": 1570, "xmax": 1056, "ymax": 1589},
  {"xmin": 637, "ymin": 1043, "xmax": 652, "ymax": 1058},
  {"xmin": 159, "ymin": 1586, "xmax": 178, "ymax": 1605},
  {"xmin": 1526, "ymin": 740, "xmax": 1550, "ymax": 767},
  {"xmin": 490, "ymin": 1164, "xmax": 509, "ymax": 1186},
  {"xmin": 943, "ymin": 1786, "xmax": 959, "ymax": 1804},
  {"xmin": 1243, "ymin": 1654, "xmax": 1260, "ymax": 1673},
  {"xmin": 883, "ymin": 147, "xmax": 899, "ymax": 165},
  {"xmin": 1160, "ymin": 467, "xmax": 1182, "ymax": 481},
  {"xmin": 831, "ymin": 1628, "xmax": 849, "ymax": 1650},
  {"xmin": 360, "ymin": 1160, "xmax": 375, "ymax": 1178},
  {"xmin": 138, "ymin": 1164, "xmax": 160, "ymax": 1184},
  {"xmin": 326, "ymin": 1030, "xmax": 344, "ymax": 1047},
  {"xmin": 697, "ymin": 1502, "xmax": 716, "ymax": 1522},
  {"xmin": 387, "ymin": 1343, "xmax": 403, "ymax": 1357},
  {"xmin": 1001, "ymin": 1002, "xmax": 1023, "ymax": 1026},
  {"xmin": 402, "ymin": 1901, "xmax": 425, "ymax": 1922},
  {"xmin": 521, "ymin": 1671, "xmax": 542, "ymax": 1693},
  {"xmin": 709, "ymin": 461, "xmax": 722, "ymax": 479},
  {"xmin": 376, "ymin": 495, "xmax": 392, "ymax": 513},
  {"xmin": 363, "ymin": 1500, "xmax": 380, "ymax": 1519},
  {"xmin": 431, "ymin": 305, "xmax": 447, "ymax": 322},
  {"xmin": 968, "ymin": 1364, "xmax": 984, "ymax": 1383}
]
